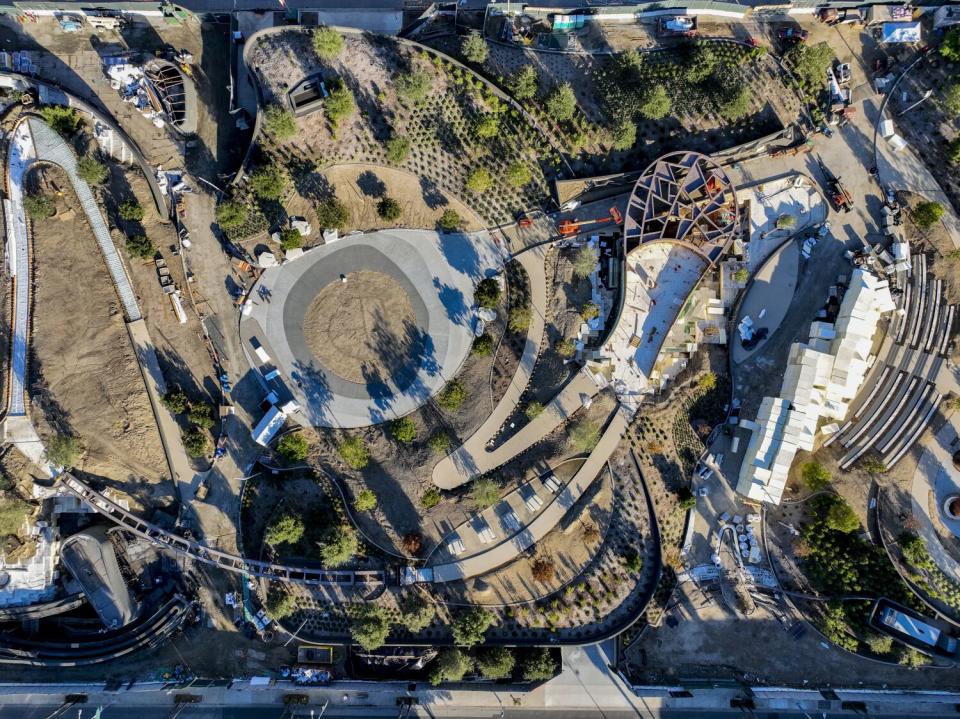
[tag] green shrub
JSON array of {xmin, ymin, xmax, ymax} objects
[
  {"xmin": 390, "ymin": 416, "xmax": 417, "ymax": 443},
  {"xmin": 461, "ymin": 31, "xmax": 489, "ymax": 64},
  {"xmin": 324, "ymin": 81, "xmax": 356, "ymax": 128},
  {"xmin": 182, "ymin": 428, "xmax": 209, "ymax": 457},
  {"xmin": 941, "ymin": 27, "xmax": 960, "ymax": 62},
  {"xmin": 950, "ymin": 137, "xmax": 960, "ymax": 164},
  {"xmin": 860, "ymin": 455, "xmax": 888, "ymax": 476},
  {"xmin": 23, "ymin": 193, "xmax": 54, "ymax": 220},
  {"xmin": 215, "ymin": 200, "xmax": 247, "ymax": 230},
  {"xmin": 438, "ymin": 208, "xmax": 462, "ymax": 232},
  {"xmin": 912, "ymin": 201, "xmax": 945, "ymax": 230},
  {"xmin": 279, "ymin": 228, "xmax": 302, "ymax": 251},
  {"xmin": 263, "ymin": 104, "xmax": 297, "ymax": 139},
  {"xmin": 784, "ymin": 42, "xmax": 834, "ymax": 94},
  {"xmin": 581, "ymin": 302, "xmax": 599, "ymax": 321},
  {"xmin": 474, "ymin": 114, "xmax": 499, "ymax": 139},
  {"xmin": 472, "ymin": 333, "xmax": 494, "ymax": 356},
  {"xmin": 386, "ymin": 135, "xmax": 411, "ymax": 164},
  {"xmin": 162, "ymin": 389, "xmax": 189, "ymax": 414},
  {"xmin": 825, "ymin": 497, "xmax": 859, "ymax": 534},
  {"xmin": 421, "ymin": 487, "xmax": 442, "ymax": 508},
  {"xmin": 249, "ymin": 163, "xmax": 287, "ymax": 201},
  {"xmin": 265, "ymin": 585, "xmax": 297, "ymax": 619},
  {"xmin": 430, "ymin": 648, "xmax": 472, "ymax": 685},
  {"xmin": 118, "ymin": 198, "xmax": 144, "ymax": 222},
  {"xmin": 452, "ymin": 606, "xmax": 494, "ymax": 647},
  {"xmin": 474, "ymin": 277, "xmax": 501, "ymax": 309},
  {"xmin": 545, "ymin": 83, "xmax": 577, "ymax": 122},
  {"xmin": 718, "ymin": 85, "xmax": 752, "ymax": 122},
  {"xmin": 776, "ymin": 214, "xmax": 797, "ymax": 229},
  {"xmin": 47, "ymin": 434, "xmax": 82, "ymax": 467},
  {"xmin": 77, "ymin": 155, "xmax": 108, "ymax": 185},
  {"xmin": 354, "ymin": 489, "xmax": 377, "ymax": 512},
  {"xmin": 508, "ymin": 305, "xmax": 532, "ymax": 332},
  {"xmin": 465, "ymin": 167, "xmax": 492, "ymax": 194},
  {"xmin": 377, "ymin": 196, "xmax": 402, "ymax": 221},
  {"xmin": 316, "ymin": 197, "xmax": 350, "ymax": 229},
  {"xmin": 312, "ymin": 26, "xmax": 344, "ymax": 61},
  {"xmin": 265, "ymin": 513, "xmax": 304, "ymax": 546},
  {"xmin": 349, "ymin": 604, "xmax": 391, "ymax": 651},
  {"xmin": 677, "ymin": 486, "xmax": 696, "ymax": 510},
  {"xmin": 865, "ymin": 632, "xmax": 894, "ymax": 656},
  {"xmin": 188, "ymin": 402, "xmax": 215, "ymax": 430},
  {"xmin": 698, "ymin": 372, "xmax": 717, "ymax": 391},
  {"xmin": 522, "ymin": 648, "xmax": 556, "ymax": 681},
  {"xmin": 505, "ymin": 162, "xmax": 531, "ymax": 187},
  {"xmin": 611, "ymin": 118, "xmax": 636, "ymax": 150},
  {"xmin": 475, "ymin": 647, "xmax": 515, "ymax": 679},
  {"xmin": 320, "ymin": 523, "xmax": 359, "ymax": 567},
  {"xmin": 568, "ymin": 418, "xmax": 600, "ymax": 452},
  {"xmin": 276, "ymin": 432, "xmax": 309, "ymax": 462},
  {"xmin": 624, "ymin": 551, "xmax": 644, "ymax": 573},
  {"xmin": 525, "ymin": 401, "xmax": 544, "ymax": 420},
  {"xmin": 395, "ymin": 68, "xmax": 432, "ymax": 104},
  {"xmin": 437, "ymin": 379, "xmax": 466, "ymax": 411},
  {"xmin": 125, "ymin": 234, "xmax": 154, "ymax": 259},
  {"xmin": 555, "ymin": 338, "xmax": 576, "ymax": 358},
  {"xmin": 470, "ymin": 477, "xmax": 500, "ymax": 509},
  {"xmin": 801, "ymin": 461, "xmax": 831, "ymax": 491},
  {"xmin": 819, "ymin": 602, "xmax": 857, "ymax": 652},
  {"xmin": 401, "ymin": 592, "xmax": 435, "ymax": 632},
  {"xmin": 338, "ymin": 437, "xmax": 369, "ymax": 470},
  {"xmin": 427, "ymin": 433, "xmax": 451, "ymax": 455},
  {"xmin": 733, "ymin": 267, "xmax": 749, "ymax": 284},
  {"xmin": 945, "ymin": 82, "xmax": 960, "ymax": 116},
  {"xmin": 40, "ymin": 105, "xmax": 80, "ymax": 135},
  {"xmin": 900, "ymin": 532, "xmax": 934, "ymax": 570},
  {"xmin": 638, "ymin": 85, "xmax": 670, "ymax": 120}
]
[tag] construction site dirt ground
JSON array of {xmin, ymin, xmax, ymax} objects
[{"xmin": 27, "ymin": 166, "xmax": 172, "ymax": 512}]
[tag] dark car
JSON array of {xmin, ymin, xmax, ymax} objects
[{"xmin": 777, "ymin": 27, "xmax": 809, "ymax": 44}]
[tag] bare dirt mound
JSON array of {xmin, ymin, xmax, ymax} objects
[
  {"xmin": 28, "ymin": 167, "xmax": 171, "ymax": 511},
  {"xmin": 302, "ymin": 270, "xmax": 416, "ymax": 384}
]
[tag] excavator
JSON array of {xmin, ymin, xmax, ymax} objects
[{"xmin": 557, "ymin": 206, "xmax": 623, "ymax": 237}]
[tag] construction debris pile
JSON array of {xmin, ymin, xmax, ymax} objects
[{"xmin": 104, "ymin": 54, "xmax": 196, "ymax": 134}]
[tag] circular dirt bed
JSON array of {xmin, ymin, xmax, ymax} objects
[{"xmin": 303, "ymin": 270, "xmax": 416, "ymax": 383}]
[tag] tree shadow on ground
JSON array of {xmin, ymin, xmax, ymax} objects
[{"xmin": 356, "ymin": 170, "xmax": 386, "ymax": 198}]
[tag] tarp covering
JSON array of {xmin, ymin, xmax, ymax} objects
[{"xmin": 881, "ymin": 22, "xmax": 921, "ymax": 43}]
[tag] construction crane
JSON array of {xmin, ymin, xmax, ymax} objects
[{"xmin": 557, "ymin": 206, "xmax": 623, "ymax": 237}]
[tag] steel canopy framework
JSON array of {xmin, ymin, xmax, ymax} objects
[{"xmin": 624, "ymin": 150, "xmax": 738, "ymax": 264}]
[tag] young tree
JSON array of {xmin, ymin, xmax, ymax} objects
[
  {"xmin": 276, "ymin": 432, "xmax": 309, "ymax": 462},
  {"xmin": 555, "ymin": 338, "xmax": 576, "ymax": 358},
  {"xmin": 395, "ymin": 68, "xmax": 432, "ymax": 104},
  {"xmin": 461, "ymin": 31, "xmax": 489, "ymax": 64},
  {"xmin": 350, "ymin": 605, "xmax": 391, "ymax": 651},
  {"xmin": 569, "ymin": 418, "xmax": 600, "ymax": 452},
  {"xmin": 475, "ymin": 647, "xmax": 515, "ymax": 679},
  {"xmin": 430, "ymin": 648, "xmax": 472, "ymax": 685},
  {"xmin": 23, "ymin": 193, "xmax": 54, "ymax": 220},
  {"xmin": 801, "ymin": 461, "xmax": 831, "ymax": 491},
  {"xmin": 119, "ymin": 198, "xmax": 145, "ymax": 222},
  {"xmin": 912, "ymin": 201, "xmax": 945, "ymax": 230},
  {"xmin": 465, "ymin": 167, "xmax": 492, "ymax": 194},
  {"xmin": 531, "ymin": 557, "xmax": 555, "ymax": 583},
  {"xmin": 249, "ymin": 163, "xmax": 287, "ymax": 201},
  {"xmin": 400, "ymin": 592, "xmax": 436, "ymax": 632},
  {"xmin": 825, "ymin": 498, "xmax": 860, "ymax": 534},
  {"xmin": 279, "ymin": 228, "xmax": 303, "ymax": 251},
  {"xmin": 316, "ymin": 197, "xmax": 350, "ymax": 229},
  {"xmin": 452, "ymin": 606, "xmax": 494, "ymax": 647},
  {"xmin": 338, "ymin": 437, "xmax": 370, "ymax": 470},
  {"xmin": 125, "ymin": 234, "xmax": 154, "ymax": 259},
  {"xmin": 474, "ymin": 114, "xmax": 499, "ymax": 139},
  {"xmin": 525, "ymin": 401, "xmax": 544, "ymax": 420},
  {"xmin": 545, "ymin": 83, "xmax": 577, "ymax": 122},
  {"xmin": 624, "ymin": 550, "xmax": 644, "ymax": 573},
  {"xmin": 40, "ymin": 105, "xmax": 81, "ymax": 135},
  {"xmin": 265, "ymin": 584, "xmax": 298, "ymax": 620},
  {"xmin": 263, "ymin": 104, "xmax": 297, "ymax": 140},
  {"xmin": 376, "ymin": 196, "xmax": 402, "ymax": 221},
  {"xmin": 472, "ymin": 333, "xmax": 494, "ymax": 356},
  {"xmin": 215, "ymin": 199, "xmax": 247, "ymax": 230},
  {"xmin": 638, "ymin": 85, "xmax": 670, "ymax": 120},
  {"xmin": 437, "ymin": 379, "xmax": 467, "ymax": 411},
  {"xmin": 162, "ymin": 389, "xmax": 189, "ymax": 414},
  {"xmin": 474, "ymin": 277, "xmax": 501, "ymax": 308},
  {"xmin": 677, "ymin": 486, "xmax": 697, "ymax": 510},
  {"xmin": 353, "ymin": 489, "xmax": 377, "ymax": 512},
  {"xmin": 718, "ymin": 85, "xmax": 752, "ymax": 122},
  {"xmin": 421, "ymin": 486, "xmax": 442, "ymax": 508},
  {"xmin": 506, "ymin": 162, "xmax": 531, "ymax": 187},
  {"xmin": 572, "ymin": 246, "xmax": 599, "ymax": 277},
  {"xmin": 312, "ymin": 26, "xmax": 344, "ymax": 61},
  {"xmin": 438, "ymin": 208, "xmax": 462, "ymax": 232},
  {"xmin": 265, "ymin": 513, "xmax": 305, "ymax": 546},
  {"xmin": 77, "ymin": 155, "xmax": 108, "ymax": 185},
  {"xmin": 47, "ymin": 433, "xmax": 81, "ymax": 467},
  {"xmin": 324, "ymin": 81, "xmax": 356, "ymax": 128},
  {"xmin": 188, "ymin": 402, "xmax": 215, "ymax": 430},
  {"xmin": 386, "ymin": 135, "xmax": 411, "ymax": 164},
  {"xmin": 508, "ymin": 305, "xmax": 532, "ymax": 332},
  {"xmin": 508, "ymin": 65, "xmax": 539, "ymax": 100},
  {"xmin": 470, "ymin": 477, "xmax": 500, "ymax": 509},
  {"xmin": 390, "ymin": 416, "xmax": 417, "ymax": 443},
  {"xmin": 611, "ymin": 118, "xmax": 637, "ymax": 150},
  {"xmin": 320, "ymin": 523, "xmax": 359, "ymax": 567},
  {"xmin": 521, "ymin": 648, "xmax": 556, "ymax": 681},
  {"xmin": 428, "ymin": 434, "xmax": 450, "ymax": 455},
  {"xmin": 182, "ymin": 428, "xmax": 210, "ymax": 457}
]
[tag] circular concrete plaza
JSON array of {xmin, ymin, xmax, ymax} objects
[{"xmin": 240, "ymin": 229, "xmax": 501, "ymax": 428}]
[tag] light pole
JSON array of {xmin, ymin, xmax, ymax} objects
[{"xmin": 897, "ymin": 88, "xmax": 933, "ymax": 117}]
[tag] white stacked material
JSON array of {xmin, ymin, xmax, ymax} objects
[{"xmin": 736, "ymin": 268, "xmax": 894, "ymax": 505}]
